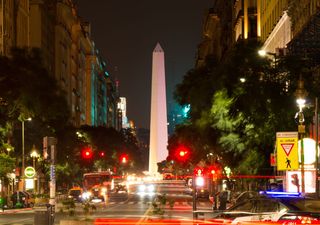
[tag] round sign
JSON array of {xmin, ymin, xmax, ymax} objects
[{"xmin": 24, "ymin": 166, "xmax": 35, "ymax": 178}]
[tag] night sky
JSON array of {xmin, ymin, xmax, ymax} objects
[{"xmin": 76, "ymin": 1, "xmax": 213, "ymax": 129}]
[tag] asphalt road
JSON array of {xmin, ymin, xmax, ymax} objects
[{"xmin": 0, "ymin": 181, "xmax": 213, "ymax": 224}]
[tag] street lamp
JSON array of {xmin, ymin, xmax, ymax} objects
[
  {"xmin": 30, "ymin": 145, "xmax": 39, "ymax": 169},
  {"xmin": 30, "ymin": 145, "xmax": 39, "ymax": 194},
  {"xmin": 258, "ymin": 49, "xmax": 277, "ymax": 67},
  {"xmin": 19, "ymin": 116, "xmax": 32, "ymax": 191},
  {"xmin": 295, "ymin": 76, "xmax": 308, "ymax": 193}
]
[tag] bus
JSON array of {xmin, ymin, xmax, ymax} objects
[
  {"xmin": 83, "ymin": 171, "xmax": 114, "ymax": 201},
  {"xmin": 83, "ymin": 171, "xmax": 113, "ymax": 190}
]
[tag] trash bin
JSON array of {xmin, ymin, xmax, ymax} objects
[{"xmin": 34, "ymin": 204, "xmax": 53, "ymax": 225}]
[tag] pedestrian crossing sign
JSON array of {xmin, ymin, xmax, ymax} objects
[{"xmin": 276, "ymin": 132, "xmax": 299, "ymax": 170}]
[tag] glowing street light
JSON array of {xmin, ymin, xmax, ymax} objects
[
  {"xmin": 295, "ymin": 76, "xmax": 308, "ymax": 193},
  {"xmin": 19, "ymin": 116, "xmax": 32, "ymax": 191},
  {"xmin": 30, "ymin": 145, "xmax": 39, "ymax": 193},
  {"xmin": 30, "ymin": 145, "xmax": 39, "ymax": 169}
]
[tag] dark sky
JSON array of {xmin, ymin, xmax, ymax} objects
[{"xmin": 76, "ymin": 1, "xmax": 213, "ymax": 129}]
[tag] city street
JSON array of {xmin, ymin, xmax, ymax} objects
[{"xmin": 0, "ymin": 181, "xmax": 213, "ymax": 224}]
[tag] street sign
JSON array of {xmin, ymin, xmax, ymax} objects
[
  {"xmin": 270, "ymin": 153, "xmax": 276, "ymax": 166},
  {"xmin": 50, "ymin": 165, "xmax": 55, "ymax": 181},
  {"xmin": 24, "ymin": 166, "xmax": 35, "ymax": 178},
  {"xmin": 276, "ymin": 132, "xmax": 299, "ymax": 170}
]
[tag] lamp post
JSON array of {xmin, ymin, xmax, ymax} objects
[
  {"xmin": 30, "ymin": 146, "xmax": 39, "ymax": 194},
  {"xmin": 30, "ymin": 146, "xmax": 39, "ymax": 169},
  {"xmin": 295, "ymin": 76, "xmax": 308, "ymax": 193},
  {"xmin": 20, "ymin": 117, "xmax": 32, "ymax": 191},
  {"xmin": 315, "ymin": 97, "xmax": 319, "ymax": 197}
]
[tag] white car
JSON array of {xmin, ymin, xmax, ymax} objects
[{"xmin": 212, "ymin": 191, "xmax": 320, "ymax": 224}]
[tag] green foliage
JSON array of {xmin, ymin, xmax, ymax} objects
[
  {"xmin": 0, "ymin": 153, "xmax": 15, "ymax": 179},
  {"xmin": 62, "ymin": 198, "xmax": 76, "ymax": 216},
  {"xmin": 0, "ymin": 48, "xmax": 71, "ymax": 174},
  {"xmin": 173, "ymin": 38, "xmax": 317, "ymax": 175},
  {"xmin": 150, "ymin": 194, "xmax": 168, "ymax": 216},
  {"xmin": 82, "ymin": 199, "xmax": 96, "ymax": 217}
]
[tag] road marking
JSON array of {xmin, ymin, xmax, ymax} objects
[{"xmin": 135, "ymin": 204, "xmax": 152, "ymax": 225}]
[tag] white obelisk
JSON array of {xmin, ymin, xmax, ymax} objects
[{"xmin": 149, "ymin": 43, "xmax": 168, "ymax": 175}]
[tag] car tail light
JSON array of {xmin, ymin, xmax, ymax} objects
[
  {"xmin": 279, "ymin": 215, "xmax": 320, "ymax": 224},
  {"xmin": 298, "ymin": 216, "xmax": 319, "ymax": 224}
]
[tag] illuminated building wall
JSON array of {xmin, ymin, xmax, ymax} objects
[
  {"xmin": 54, "ymin": 0, "xmax": 77, "ymax": 124},
  {"xmin": 196, "ymin": 0, "xmax": 257, "ymax": 68},
  {"xmin": 0, "ymin": 0, "xmax": 122, "ymax": 129},
  {"xmin": 15, "ymin": 0, "xmax": 29, "ymax": 48},
  {"xmin": 0, "ymin": 1, "xmax": 17, "ymax": 56},
  {"xmin": 29, "ymin": 0, "xmax": 55, "ymax": 77},
  {"xmin": 233, "ymin": 0, "xmax": 258, "ymax": 41},
  {"xmin": 118, "ymin": 97, "xmax": 129, "ymax": 129},
  {"xmin": 259, "ymin": 0, "xmax": 291, "ymax": 54}
]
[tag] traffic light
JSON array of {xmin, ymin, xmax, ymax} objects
[
  {"xmin": 176, "ymin": 145, "xmax": 190, "ymax": 162},
  {"xmin": 99, "ymin": 151, "xmax": 105, "ymax": 157},
  {"xmin": 120, "ymin": 154, "xmax": 128, "ymax": 164},
  {"xmin": 81, "ymin": 147, "xmax": 93, "ymax": 159},
  {"xmin": 194, "ymin": 167, "xmax": 204, "ymax": 177},
  {"xmin": 208, "ymin": 165, "xmax": 219, "ymax": 180},
  {"xmin": 194, "ymin": 167, "xmax": 204, "ymax": 187},
  {"xmin": 291, "ymin": 174, "xmax": 299, "ymax": 187}
]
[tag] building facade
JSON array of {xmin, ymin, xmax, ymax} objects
[
  {"xmin": 1, "ymin": 0, "xmax": 119, "ymax": 128},
  {"xmin": 0, "ymin": 0, "xmax": 15, "ymax": 56}
]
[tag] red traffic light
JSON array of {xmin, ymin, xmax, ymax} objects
[
  {"xmin": 120, "ymin": 154, "xmax": 128, "ymax": 164},
  {"xmin": 194, "ymin": 167, "xmax": 204, "ymax": 176},
  {"xmin": 175, "ymin": 145, "xmax": 190, "ymax": 161},
  {"xmin": 99, "ymin": 151, "xmax": 105, "ymax": 157},
  {"xmin": 291, "ymin": 174, "xmax": 299, "ymax": 186},
  {"xmin": 208, "ymin": 165, "xmax": 220, "ymax": 180},
  {"xmin": 81, "ymin": 147, "xmax": 93, "ymax": 159}
]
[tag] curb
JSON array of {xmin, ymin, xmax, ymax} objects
[{"xmin": 0, "ymin": 207, "xmax": 33, "ymax": 215}]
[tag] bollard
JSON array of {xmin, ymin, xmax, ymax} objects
[{"xmin": 34, "ymin": 204, "xmax": 50, "ymax": 225}]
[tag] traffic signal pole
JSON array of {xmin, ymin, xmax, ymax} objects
[{"xmin": 192, "ymin": 175, "xmax": 197, "ymax": 219}]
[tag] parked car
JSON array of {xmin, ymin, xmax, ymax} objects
[
  {"xmin": 212, "ymin": 191, "xmax": 320, "ymax": 224},
  {"xmin": 11, "ymin": 191, "xmax": 34, "ymax": 208}
]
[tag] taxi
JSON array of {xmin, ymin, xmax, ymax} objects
[{"xmin": 67, "ymin": 186, "xmax": 83, "ymax": 202}]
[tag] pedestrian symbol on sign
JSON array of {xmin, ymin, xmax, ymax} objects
[{"xmin": 286, "ymin": 157, "xmax": 291, "ymax": 168}]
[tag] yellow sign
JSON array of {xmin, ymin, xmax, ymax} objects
[{"xmin": 276, "ymin": 132, "xmax": 299, "ymax": 170}]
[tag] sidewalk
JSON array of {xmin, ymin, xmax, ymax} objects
[{"xmin": 0, "ymin": 207, "xmax": 33, "ymax": 215}]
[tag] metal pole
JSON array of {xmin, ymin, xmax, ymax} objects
[
  {"xmin": 315, "ymin": 97, "xmax": 319, "ymax": 197},
  {"xmin": 300, "ymin": 133, "xmax": 305, "ymax": 193},
  {"xmin": 192, "ymin": 175, "xmax": 197, "ymax": 220},
  {"xmin": 33, "ymin": 157, "xmax": 36, "ymax": 194},
  {"xmin": 298, "ymin": 110, "xmax": 305, "ymax": 193},
  {"xmin": 21, "ymin": 121, "xmax": 25, "ymax": 191}
]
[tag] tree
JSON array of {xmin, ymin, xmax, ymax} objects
[
  {"xmin": 174, "ymin": 39, "xmax": 316, "ymax": 176},
  {"xmin": 0, "ymin": 48, "xmax": 71, "ymax": 162},
  {"xmin": 0, "ymin": 153, "xmax": 16, "ymax": 195}
]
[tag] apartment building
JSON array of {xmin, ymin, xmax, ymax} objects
[{"xmin": 1, "ymin": 0, "xmax": 118, "ymax": 128}]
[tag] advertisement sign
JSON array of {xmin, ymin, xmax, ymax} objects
[{"xmin": 276, "ymin": 132, "xmax": 299, "ymax": 170}]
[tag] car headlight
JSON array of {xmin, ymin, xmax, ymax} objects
[
  {"xmin": 82, "ymin": 191, "xmax": 92, "ymax": 200},
  {"xmin": 147, "ymin": 184, "xmax": 155, "ymax": 192},
  {"xmin": 138, "ymin": 184, "xmax": 146, "ymax": 192},
  {"xmin": 101, "ymin": 187, "xmax": 107, "ymax": 193}
]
